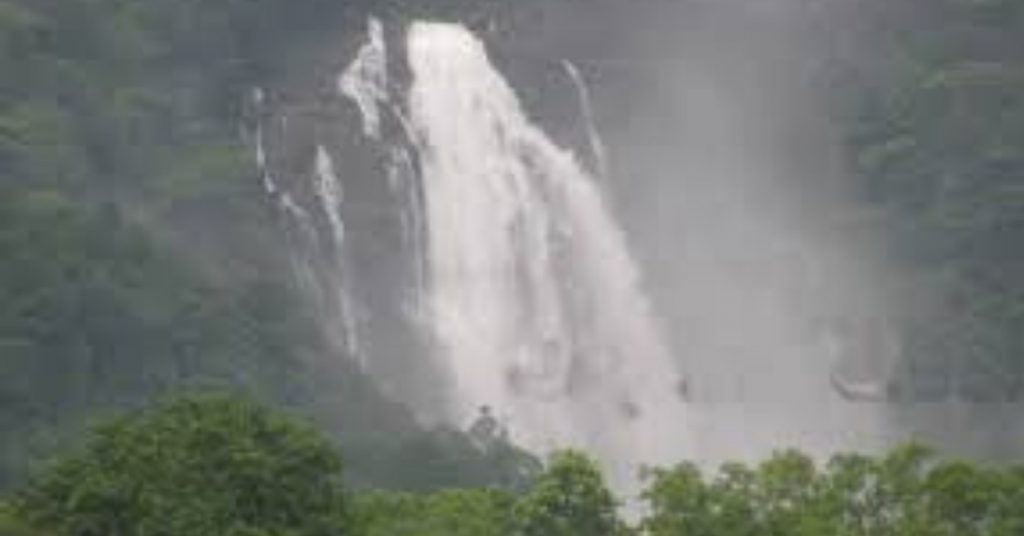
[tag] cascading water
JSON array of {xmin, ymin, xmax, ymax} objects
[
  {"xmin": 562, "ymin": 60, "xmax": 609, "ymax": 180},
  {"xmin": 338, "ymin": 17, "xmax": 388, "ymax": 139},
  {"xmin": 314, "ymin": 146, "xmax": 364, "ymax": 364},
  {"xmin": 251, "ymin": 88, "xmax": 279, "ymax": 196},
  {"xmin": 246, "ymin": 87, "xmax": 324, "ymax": 306},
  {"xmin": 249, "ymin": 17, "xmax": 388, "ymax": 370},
  {"xmin": 406, "ymin": 21, "xmax": 692, "ymax": 484}
]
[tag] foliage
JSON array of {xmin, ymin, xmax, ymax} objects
[
  {"xmin": 0, "ymin": 190, "xmax": 326, "ymax": 489},
  {"xmin": 350, "ymin": 444, "xmax": 1024, "ymax": 535},
  {"xmin": 14, "ymin": 394, "xmax": 351, "ymax": 536},
  {"xmin": 364, "ymin": 420, "xmax": 541, "ymax": 493},
  {"xmin": 825, "ymin": 0, "xmax": 1024, "ymax": 400},
  {"xmin": 642, "ymin": 444, "xmax": 1024, "ymax": 536},
  {"xmin": 0, "ymin": 0, "xmax": 427, "ymax": 493},
  {"xmin": 352, "ymin": 449, "xmax": 622, "ymax": 536},
  {"xmin": 6, "ymin": 394, "xmax": 1024, "ymax": 536},
  {"xmin": 513, "ymin": 450, "xmax": 625, "ymax": 536},
  {"xmin": 354, "ymin": 489, "xmax": 516, "ymax": 536},
  {"xmin": 0, "ymin": 503, "xmax": 49, "ymax": 536}
]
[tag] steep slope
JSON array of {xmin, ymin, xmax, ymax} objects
[{"xmin": 0, "ymin": 0, "xmax": 534, "ymax": 490}]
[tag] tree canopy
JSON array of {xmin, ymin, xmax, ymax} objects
[
  {"xmin": 15, "ymin": 394, "xmax": 351, "ymax": 536},
  {"xmin": 7, "ymin": 396, "xmax": 1024, "ymax": 535}
]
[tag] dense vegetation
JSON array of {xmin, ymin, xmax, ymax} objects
[
  {"xmin": 16, "ymin": 395, "xmax": 349, "ymax": 536},
  {"xmin": 825, "ymin": 0, "xmax": 1024, "ymax": 400},
  {"xmin": 0, "ymin": 0, "xmax": 363, "ymax": 488},
  {"xmin": 4, "ymin": 395, "xmax": 1024, "ymax": 535},
  {"xmin": 0, "ymin": 0, "xmax": 526, "ymax": 492}
]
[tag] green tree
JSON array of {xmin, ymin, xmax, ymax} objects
[
  {"xmin": 642, "ymin": 444, "xmax": 1024, "ymax": 536},
  {"xmin": 15, "ymin": 393, "xmax": 350, "ymax": 536},
  {"xmin": 513, "ymin": 450, "xmax": 624, "ymax": 536},
  {"xmin": 641, "ymin": 452, "xmax": 825, "ymax": 536},
  {"xmin": 641, "ymin": 462, "xmax": 720, "ymax": 536}
]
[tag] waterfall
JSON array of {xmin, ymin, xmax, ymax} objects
[
  {"xmin": 315, "ymin": 146, "xmax": 347, "ymax": 250},
  {"xmin": 406, "ymin": 21, "xmax": 692, "ymax": 484},
  {"xmin": 248, "ymin": 87, "xmax": 279, "ymax": 196},
  {"xmin": 339, "ymin": 17, "xmax": 388, "ymax": 139},
  {"xmin": 562, "ymin": 60, "xmax": 610, "ymax": 180},
  {"xmin": 386, "ymin": 144, "xmax": 428, "ymax": 311},
  {"xmin": 314, "ymin": 146, "xmax": 363, "ymax": 364}
]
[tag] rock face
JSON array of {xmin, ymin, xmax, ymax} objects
[{"xmin": 251, "ymin": 16, "xmax": 442, "ymax": 419}]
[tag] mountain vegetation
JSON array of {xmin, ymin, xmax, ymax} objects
[
  {"xmin": 0, "ymin": 0, "xmax": 1021, "ymax": 533},
  {"xmin": 824, "ymin": 0, "xmax": 1024, "ymax": 401},
  {"xmin": 0, "ymin": 0, "xmax": 526, "ymax": 492}
]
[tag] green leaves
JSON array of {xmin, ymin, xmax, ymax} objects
[
  {"xmin": 642, "ymin": 445, "xmax": 1024, "ymax": 536},
  {"xmin": 353, "ymin": 450, "xmax": 621, "ymax": 536},
  {"xmin": 354, "ymin": 489, "xmax": 516, "ymax": 536},
  {"xmin": 0, "ymin": 503, "xmax": 49, "ymax": 536},
  {"xmin": 512, "ymin": 451, "xmax": 623, "ymax": 536},
  {"xmin": 10, "ymin": 408, "xmax": 1024, "ymax": 536},
  {"xmin": 16, "ymin": 394, "xmax": 351, "ymax": 536},
  {"xmin": 828, "ymin": 0, "xmax": 1024, "ymax": 402}
]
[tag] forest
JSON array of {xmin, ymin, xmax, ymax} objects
[
  {"xmin": 1, "ymin": 0, "xmax": 1022, "ymax": 533},
  {"xmin": 3, "ymin": 394, "xmax": 1024, "ymax": 535},
  {"xmin": 0, "ymin": 0, "xmax": 537, "ymax": 493},
  {"xmin": 821, "ymin": 0, "xmax": 1024, "ymax": 402}
]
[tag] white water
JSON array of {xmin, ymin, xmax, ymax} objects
[
  {"xmin": 248, "ymin": 87, "xmax": 278, "ymax": 196},
  {"xmin": 315, "ymin": 146, "xmax": 363, "ymax": 364},
  {"xmin": 406, "ymin": 22, "xmax": 692, "ymax": 486},
  {"xmin": 386, "ymin": 144, "xmax": 428, "ymax": 310},
  {"xmin": 315, "ymin": 146, "xmax": 347, "ymax": 250},
  {"xmin": 339, "ymin": 17, "xmax": 388, "ymax": 139},
  {"xmin": 562, "ymin": 60, "xmax": 609, "ymax": 180}
]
